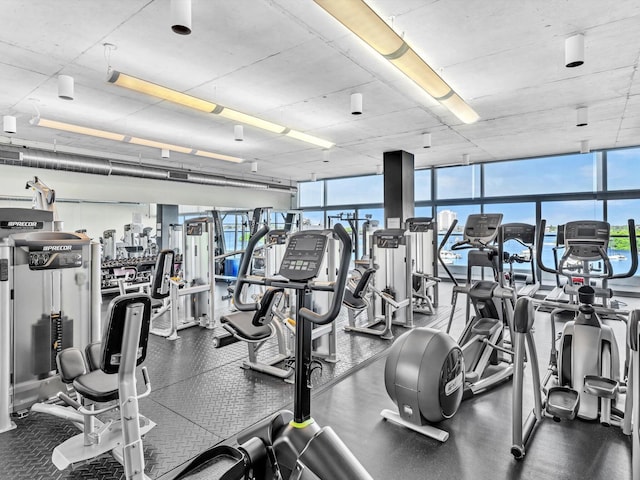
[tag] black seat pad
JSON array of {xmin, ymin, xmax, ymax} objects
[
  {"xmin": 73, "ymin": 369, "xmax": 119, "ymax": 403},
  {"xmin": 221, "ymin": 311, "xmax": 272, "ymax": 341},
  {"xmin": 343, "ymin": 289, "xmax": 366, "ymax": 310}
]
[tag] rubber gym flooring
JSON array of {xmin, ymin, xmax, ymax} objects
[{"xmin": 0, "ymin": 283, "xmax": 636, "ymax": 479}]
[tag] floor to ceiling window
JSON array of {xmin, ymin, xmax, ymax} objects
[{"xmin": 298, "ymin": 146, "xmax": 640, "ymax": 291}]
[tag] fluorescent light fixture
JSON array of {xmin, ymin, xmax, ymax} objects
[
  {"xmin": 108, "ymin": 71, "xmax": 335, "ymax": 148},
  {"xmin": 30, "ymin": 117, "xmax": 243, "ymax": 163},
  {"xmin": 284, "ymin": 129, "xmax": 333, "ymax": 149},
  {"xmin": 313, "ymin": 0, "xmax": 479, "ymax": 124}
]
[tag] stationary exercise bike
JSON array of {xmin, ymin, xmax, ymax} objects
[
  {"xmin": 381, "ymin": 213, "xmax": 516, "ymax": 442},
  {"xmin": 511, "ymin": 218, "xmax": 638, "ymax": 459},
  {"xmin": 168, "ymin": 223, "xmax": 372, "ymax": 479}
]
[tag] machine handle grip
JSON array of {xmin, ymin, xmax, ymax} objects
[
  {"xmin": 535, "ymin": 219, "xmax": 557, "ymax": 275},
  {"xmin": 233, "ymin": 224, "xmax": 269, "ymax": 312},
  {"xmin": 298, "ymin": 223, "xmax": 352, "ymax": 325},
  {"xmin": 135, "ymin": 366, "xmax": 152, "ymax": 401},
  {"xmin": 437, "ymin": 218, "xmax": 459, "ymax": 287},
  {"xmin": 611, "ymin": 219, "xmax": 638, "ymax": 279}
]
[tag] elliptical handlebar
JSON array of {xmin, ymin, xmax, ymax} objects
[
  {"xmin": 437, "ymin": 219, "xmax": 459, "ymax": 287},
  {"xmin": 611, "ymin": 218, "xmax": 638, "ymax": 279},
  {"xmin": 536, "ymin": 220, "xmax": 556, "ymax": 276},
  {"xmin": 297, "ymin": 223, "xmax": 352, "ymax": 326},
  {"xmin": 233, "ymin": 223, "xmax": 269, "ymax": 312}
]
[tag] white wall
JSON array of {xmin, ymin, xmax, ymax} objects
[{"xmin": 0, "ymin": 164, "xmax": 294, "ymax": 240}]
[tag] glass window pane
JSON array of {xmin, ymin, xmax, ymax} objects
[
  {"xmin": 541, "ymin": 199, "xmax": 603, "ymax": 226},
  {"xmin": 487, "ymin": 202, "xmax": 536, "ymax": 278},
  {"xmin": 415, "ymin": 169, "xmax": 432, "ymax": 201},
  {"xmin": 607, "ymin": 199, "xmax": 640, "ymax": 279},
  {"xmin": 326, "ymin": 209, "xmax": 356, "ymax": 260},
  {"xmin": 222, "ymin": 212, "xmax": 250, "ymax": 251},
  {"xmin": 301, "ymin": 210, "xmax": 324, "ymax": 231},
  {"xmin": 485, "ymin": 202, "xmax": 536, "ymax": 225},
  {"xmin": 299, "ymin": 181, "xmax": 324, "ymax": 207},
  {"xmin": 326, "ymin": 210, "xmax": 355, "ymax": 229},
  {"xmin": 415, "ymin": 206, "xmax": 434, "ymax": 220},
  {"xmin": 484, "ymin": 154, "xmax": 597, "ymax": 197},
  {"xmin": 356, "ymin": 207, "xmax": 384, "ymax": 259},
  {"xmin": 436, "ymin": 205, "xmax": 481, "ymax": 276},
  {"xmin": 325, "ymin": 175, "xmax": 383, "ymax": 206},
  {"xmin": 607, "ymin": 148, "xmax": 640, "ymax": 191},
  {"xmin": 436, "ymin": 165, "xmax": 480, "ymax": 200}
]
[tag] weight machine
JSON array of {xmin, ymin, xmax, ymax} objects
[
  {"xmin": 0, "ymin": 207, "xmax": 101, "ymax": 433},
  {"xmin": 327, "ymin": 212, "xmax": 379, "ymax": 262},
  {"xmin": 406, "ymin": 217, "xmax": 439, "ymax": 315},
  {"xmin": 344, "ymin": 228, "xmax": 413, "ymax": 340},
  {"xmin": 149, "ymin": 216, "xmax": 216, "ymax": 340}
]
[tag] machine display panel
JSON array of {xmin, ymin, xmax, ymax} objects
[
  {"xmin": 279, "ymin": 232, "xmax": 328, "ymax": 281},
  {"xmin": 186, "ymin": 223, "xmax": 203, "ymax": 236},
  {"xmin": 293, "ymin": 237, "xmax": 317, "ymax": 251}
]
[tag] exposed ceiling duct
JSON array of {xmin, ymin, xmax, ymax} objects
[{"xmin": 0, "ymin": 147, "xmax": 295, "ymax": 193}]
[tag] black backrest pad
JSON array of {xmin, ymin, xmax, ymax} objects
[
  {"xmin": 85, "ymin": 342, "xmax": 102, "ymax": 371},
  {"xmin": 101, "ymin": 294, "xmax": 152, "ymax": 374},
  {"xmin": 151, "ymin": 249, "xmax": 175, "ymax": 299},
  {"xmin": 252, "ymin": 287, "xmax": 284, "ymax": 326}
]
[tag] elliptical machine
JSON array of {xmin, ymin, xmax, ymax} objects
[
  {"xmin": 381, "ymin": 214, "xmax": 515, "ymax": 442},
  {"xmin": 169, "ymin": 223, "xmax": 372, "ymax": 480},
  {"xmin": 511, "ymin": 218, "xmax": 638, "ymax": 459},
  {"xmin": 439, "ymin": 213, "xmax": 516, "ymax": 396}
]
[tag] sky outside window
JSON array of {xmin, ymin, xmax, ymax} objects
[{"xmin": 484, "ymin": 154, "xmax": 596, "ymax": 197}]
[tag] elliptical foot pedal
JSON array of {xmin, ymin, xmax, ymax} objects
[
  {"xmin": 470, "ymin": 317, "xmax": 500, "ymax": 337},
  {"xmin": 169, "ymin": 444, "xmax": 250, "ymax": 479},
  {"xmin": 546, "ymin": 387, "xmax": 579, "ymax": 421},
  {"xmin": 583, "ymin": 375, "xmax": 618, "ymax": 399}
]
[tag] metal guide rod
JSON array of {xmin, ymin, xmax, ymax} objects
[{"xmin": 0, "ymin": 243, "xmax": 15, "ymax": 433}]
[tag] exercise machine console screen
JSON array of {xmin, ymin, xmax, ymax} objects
[
  {"xmin": 463, "ymin": 213, "xmax": 503, "ymax": 245},
  {"xmin": 279, "ymin": 233, "xmax": 327, "ymax": 281}
]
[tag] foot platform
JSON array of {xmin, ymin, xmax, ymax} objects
[
  {"xmin": 470, "ymin": 317, "xmax": 500, "ymax": 337},
  {"xmin": 546, "ymin": 387, "xmax": 580, "ymax": 421},
  {"xmin": 583, "ymin": 375, "xmax": 618, "ymax": 399}
]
